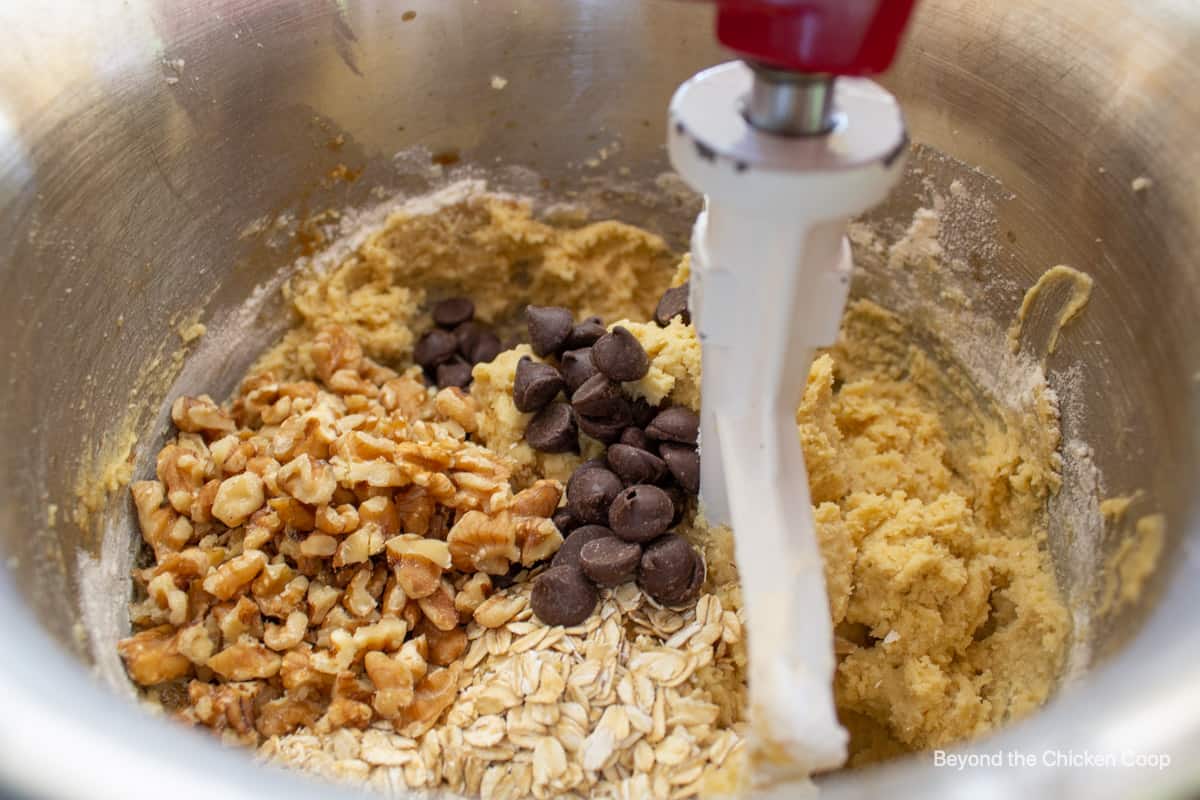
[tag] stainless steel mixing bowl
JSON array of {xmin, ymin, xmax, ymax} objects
[{"xmin": 1, "ymin": 1, "xmax": 1197, "ymax": 798}]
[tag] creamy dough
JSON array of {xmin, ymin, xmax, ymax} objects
[{"xmin": 259, "ymin": 189, "xmax": 1070, "ymax": 766}]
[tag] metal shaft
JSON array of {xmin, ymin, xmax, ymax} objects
[{"xmin": 743, "ymin": 62, "xmax": 836, "ymax": 136}]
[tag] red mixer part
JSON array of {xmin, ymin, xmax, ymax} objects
[{"xmin": 713, "ymin": 0, "xmax": 919, "ymax": 75}]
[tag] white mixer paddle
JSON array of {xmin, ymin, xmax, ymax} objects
[{"xmin": 668, "ymin": 61, "xmax": 908, "ymax": 782}]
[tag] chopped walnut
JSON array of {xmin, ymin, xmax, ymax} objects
[
  {"xmin": 306, "ymin": 582, "xmax": 342, "ymax": 625},
  {"xmin": 416, "ymin": 578, "xmax": 459, "ymax": 632},
  {"xmin": 280, "ymin": 646, "xmax": 333, "ymax": 694},
  {"xmin": 257, "ymin": 575, "xmax": 309, "ymax": 619},
  {"xmin": 342, "ymin": 567, "xmax": 378, "ymax": 618},
  {"xmin": 316, "ymin": 697, "xmax": 373, "ymax": 733},
  {"xmin": 357, "ymin": 495, "xmax": 402, "ymax": 537},
  {"xmin": 392, "ymin": 486, "xmax": 435, "ymax": 536},
  {"xmin": 215, "ymin": 595, "xmax": 263, "ymax": 644},
  {"xmin": 379, "ymin": 375, "xmax": 430, "ymax": 419},
  {"xmin": 310, "ymin": 325, "xmax": 363, "ymax": 383},
  {"xmin": 176, "ymin": 622, "xmax": 215, "ymax": 665},
  {"xmin": 157, "ymin": 444, "xmax": 208, "ymax": 515},
  {"xmin": 386, "ymin": 534, "xmax": 451, "ymax": 599},
  {"xmin": 516, "ymin": 516, "xmax": 564, "ymax": 566},
  {"xmin": 299, "ymin": 533, "xmax": 338, "ymax": 558},
  {"xmin": 454, "ymin": 572, "xmax": 493, "ymax": 618},
  {"xmin": 434, "ymin": 387, "xmax": 480, "ymax": 433},
  {"xmin": 202, "ymin": 549, "xmax": 268, "ymax": 601},
  {"xmin": 272, "ymin": 407, "xmax": 339, "ymax": 463},
  {"xmin": 131, "ymin": 480, "xmax": 193, "ymax": 559},
  {"xmin": 364, "ymin": 650, "xmax": 416, "ymax": 719},
  {"xmin": 315, "ymin": 503, "xmax": 359, "ymax": 535},
  {"xmin": 277, "ymin": 454, "xmax": 336, "ymax": 506},
  {"xmin": 251, "ymin": 561, "xmax": 294, "ymax": 599},
  {"xmin": 380, "ymin": 580, "xmax": 407, "ymax": 620},
  {"xmin": 446, "ymin": 510, "xmax": 519, "ymax": 574},
  {"xmin": 418, "ymin": 619, "xmax": 468, "ymax": 666},
  {"xmin": 352, "ymin": 617, "xmax": 408, "ymax": 653},
  {"xmin": 512, "ymin": 479, "xmax": 563, "ymax": 518},
  {"xmin": 211, "ymin": 472, "xmax": 265, "ymax": 527},
  {"xmin": 310, "ymin": 628, "xmax": 360, "ymax": 675},
  {"xmin": 187, "ymin": 680, "xmax": 263, "ymax": 740},
  {"xmin": 190, "ymin": 478, "xmax": 221, "ymax": 524},
  {"xmin": 271, "ymin": 497, "xmax": 316, "ymax": 532},
  {"xmin": 147, "ymin": 572, "xmax": 189, "ymax": 626},
  {"xmin": 398, "ymin": 664, "xmax": 460, "ymax": 737},
  {"xmin": 119, "ymin": 323, "xmax": 558, "ymax": 748},
  {"xmin": 207, "ymin": 637, "xmax": 282, "ymax": 680},
  {"xmin": 472, "ymin": 592, "xmax": 526, "ymax": 629},
  {"xmin": 256, "ymin": 695, "xmax": 321, "ymax": 738},
  {"xmin": 264, "ymin": 611, "xmax": 309, "ymax": 651},
  {"xmin": 117, "ymin": 625, "xmax": 191, "ymax": 685},
  {"xmin": 328, "ymin": 368, "xmax": 379, "ymax": 397},
  {"xmin": 172, "ymin": 394, "xmax": 236, "ymax": 436}
]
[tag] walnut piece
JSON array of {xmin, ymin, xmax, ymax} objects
[
  {"xmin": 310, "ymin": 325, "xmax": 363, "ymax": 383},
  {"xmin": 276, "ymin": 454, "xmax": 336, "ymax": 506},
  {"xmin": 434, "ymin": 387, "xmax": 480, "ymax": 433},
  {"xmin": 117, "ymin": 625, "xmax": 191, "ymax": 685},
  {"xmin": 207, "ymin": 637, "xmax": 282, "ymax": 680},
  {"xmin": 120, "ymin": 324, "xmax": 542, "ymax": 747},
  {"xmin": 511, "ymin": 479, "xmax": 563, "ymax": 518},
  {"xmin": 473, "ymin": 592, "xmax": 526, "ymax": 629},
  {"xmin": 454, "ymin": 572, "xmax": 493, "ymax": 618},
  {"xmin": 416, "ymin": 579, "xmax": 459, "ymax": 632},
  {"xmin": 264, "ymin": 611, "xmax": 308, "ymax": 651},
  {"xmin": 202, "ymin": 549, "xmax": 268, "ymax": 601},
  {"xmin": 172, "ymin": 395, "xmax": 236, "ymax": 436},
  {"xmin": 398, "ymin": 665, "xmax": 460, "ymax": 737},
  {"xmin": 386, "ymin": 534, "xmax": 451, "ymax": 599},
  {"xmin": 211, "ymin": 472, "xmax": 265, "ymax": 527},
  {"xmin": 447, "ymin": 510, "xmax": 519, "ymax": 574}
]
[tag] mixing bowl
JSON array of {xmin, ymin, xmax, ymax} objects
[{"xmin": 1, "ymin": 1, "xmax": 1197, "ymax": 798}]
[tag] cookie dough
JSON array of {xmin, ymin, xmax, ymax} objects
[{"xmin": 252, "ymin": 187, "xmax": 1069, "ymax": 765}]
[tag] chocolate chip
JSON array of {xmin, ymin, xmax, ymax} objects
[
  {"xmin": 654, "ymin": 283, "xmax": 691, "ymax": 327},
  {"xmin": 576, "ymin": 411, "xmax": 629, "ymax": 444},
  {"xmin": 525, "ymin": 305, "xmax": 574, "ymax": 357},
  {"xmin": 645, "ymin": 407, "xmax": 699, "ymax": 445},
  {"xmin": 580, "ymin": 537, "xmax": 642, "ymax": 587},
  {"xmin": 525, "ymin": 403, "xmax": 578, "ymax": 453},
  {"xmin": 608, "ymin": 484, "xmax": 674, "ymax": 543},
  {"xmin": 607, "ymin": 444, "xmax": 667, "ymax": 485},
  {"xmin": 638, "ymin": 535, "xmax": 705, "ymax": 606},
  {"xmin": 630, "ymin": 397, "xmax": 658, "ymax": 429},
  {"xmin": 566, "ymin": 466, "xmax": 623, "ymax": 525},
  {"xmin": 591, "ymin": 326, "xmax": 650, "ymax": 382},
  {"xmin": 566, "ymin": 316, "xmax": 607, "ymax": 349},
  {"xmin": 531, "ymin": 565, "xmax": 598, "ymax": 626},
  {"xmin": 660, "ymin": 443, "xmax": 700, "ymax": 494},
  {"xmin": 551, "ymin": 507, "xmax": 580, "ymax": 536},
  {"xmin": 561, "ymin": 348, "xmax": 600, "ymax": 395},
  {"xmin": 663, "ymin": 485, "xmax": 688, "ymax": 526},
  {"xmin": 413, "ymin": 329, "xmax": 459, "ymax": 370},
  {"xmin": 435, "ymin": 358, "xmax": 473, "ymax": 389},
  {"xmin": 619, "ymin": 427, "xmax": 651, "ymax": 451},
  {"xmin": 551, "ymin": 524, "xmax": 611, "ymax": 569},
  {"xmin": 513, "ymin": 356, "xmax": 565, "ymax": 413},
  {"xmin": 575, "ymin": 457, "xmax": 610, "ymax": 474},
  {"xmin": 432, "ymin": 297, "xmax": 475, "ymax": 328},
  {"xmin": 454, "ymin": 321, "xmax": 485, "ymax": 356},
  {"xmin": 571, "ymin": 373, "xmax": 627, "ymax": 418},
  {"xmin": 466, "ymin": 330, "xmax": 502, "ymax": 365}
]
